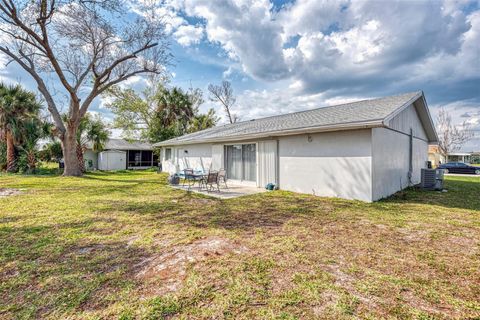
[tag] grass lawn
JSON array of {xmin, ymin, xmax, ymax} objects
[{"xmin": 0, "ymin": 171, "xmax": 479, "ymax": 319}]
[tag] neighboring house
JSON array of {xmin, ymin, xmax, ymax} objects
[
  {"xmin": 471, "ymin": 152, "xmax": 480, "ymax": 164},
  {"xmin": 84, "ymin": 139, "xmax": 158, "ymax": 171},
  {"xmin": 154, "ymin": 91, "xmax": 438, "ymax": 202},
  {"xmin": 428, "ymin": 145, "xmax": 446, "ymax": 167},
  {"xmin": 446, "ymin": 152, "xmax": 472, "ymax": 164}
]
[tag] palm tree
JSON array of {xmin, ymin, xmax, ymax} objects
[
  {"xmin": 18, "ymin": 119, "xmax": 50, "ymax": 173},
  {"xmin": 0, "ymin": 84, "xmax": 41, "ymax": 172},
  {"xmin": 188, "ymin": 109, "xmax": 219, "ymax": 133},
  {"xmin": 155, "ymin": 86, "xmax": 195, "ymax": 133},
  {"xmin": 75, "ymin": 113, "xmax": 109, "ymax": 172}
]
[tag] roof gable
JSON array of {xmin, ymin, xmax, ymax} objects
[{"xmin": 382, "ymin": 93, "xmax": 438, "ymax": 143}]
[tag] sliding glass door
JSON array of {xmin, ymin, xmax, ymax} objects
[
  {"xmin": 242, "ymin": 144, "xmax": 256, "ymax": 181},
  {"xmin": 226, "ymin": 145, "xmax": 242, "ymax": 180},
  {"xmin": 225, "ymin": 144, "xmax": 256, "ymax": 182}
]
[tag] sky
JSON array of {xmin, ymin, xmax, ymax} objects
[{"xmin": 1, "ymin": 0, "xmax": 480, "ymax": 151}]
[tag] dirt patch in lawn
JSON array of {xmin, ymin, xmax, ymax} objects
[
  {"xmin": 400, "ymin": 289, "xmax": 447, "ymax": 315},
  {"xmin": 0, "ymin": 188, "xmax": 23, "ymax": 197},
  {"xmin": 441, "ymin": 235, "xmax": 479, "ymax": 255},
  {"xmin": 313, "ymin": 291, "xmax": 339, "ymax": 316},
  {"xmin": 322, "ymin": 263, "xmax": 379, "ymax": 310},
  {"xmin": 135, "ymin": 236, "xmax": 247, "ymax": 295},
  {"xmin": 397, "ymin": 228, "xmax": 430, "ymax": 243}
]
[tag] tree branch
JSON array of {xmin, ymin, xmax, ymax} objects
[
  {"xmin": 96, "ymin": 42, "xmax": 158, "ymax": 84},
  {"xmin": 0, "ymin": 45, "xmax": 66, "ymax": 135}
]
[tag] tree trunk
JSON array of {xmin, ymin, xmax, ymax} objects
[
  {"xmin": 76, "ymin": 143, "xmax": 85, "ymax": 173},
  {"xmin": 6, "ymin": 130, "xmax": 16, "ymax": 173},
  {"xmin": 61, "ymin": 124, "xmax": 82, "ymax": 176},
  {"xmin": 26, "ymin": 151, "xmax": 36, "ymax": 173}
]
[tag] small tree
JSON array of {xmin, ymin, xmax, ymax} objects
[
  {"xmin": 39, "ymin": 141, "xmax": 63, "ymax": 163},
  {"xmin": 208, "ymin": 81, "xmax": 239, "ymax": 124},
  {"xmin": 0, "ymin": 0, "xmax": 170, "ymax": 176},
  {"xmin": 0, "ymin": 83, "xmax": 41, "ymax": 172},
  {"xmin": 436, "ymin": 108, "xmax": 473, "ymax": 157},
  {"xmin": 18, "ymin": 118, "xmax": 50, "ymax": 173},
  {"xmin": 75, "ymin": 113, "xmax": 109, "ymax": 172}
]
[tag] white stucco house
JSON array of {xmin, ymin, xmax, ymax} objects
[
  {"xmin": 154, "ymin": 91, "xmax": 438, "ymax": 202},
  {"xmin": 84, "ymin": 139, "xmax": 157, "ymax": 171}
]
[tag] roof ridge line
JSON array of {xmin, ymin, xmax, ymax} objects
[{"xmin": 212, "ymin": 91, "xmax": 422, "ymax": 128}]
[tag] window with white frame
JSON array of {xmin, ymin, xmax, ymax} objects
[{"xmin": 165, "ymin": 148, "xmax": 172, "ymax": 160}]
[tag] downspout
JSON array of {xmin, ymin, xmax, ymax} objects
[
  {"xmin": 408, "ymin": 128, "xmax": 413, "ymax": 185},
  {"xmin": 276, "ymin": 139, "xmax": 280, "ymax": 188}
]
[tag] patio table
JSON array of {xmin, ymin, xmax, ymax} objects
[{"xmin": 184, "ymin": 172, "xmax": 207, "ymax": 190}]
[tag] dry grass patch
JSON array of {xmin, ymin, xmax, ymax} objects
[
  {"xmin": 0, "ymin": 188, "xmax": 23, "ymax": 197},
  {"xmin": 135, "ymin": 236, "xmax": 247, "ymax": 295}
]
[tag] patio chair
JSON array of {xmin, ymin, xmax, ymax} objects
[
  {"xmin": 182, "ymin": 168, "xmax": 194, "ymax": 187},
  {"xmin": 202, "ymin": 171, "xmax": 219, "ymax": 192},
  {"xmin": 218, "ymin": 168, "xmax": 228, "ymax": 189}
]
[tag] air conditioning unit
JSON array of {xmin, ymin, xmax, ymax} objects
[{"xmin": 421, "ymin": 168, "xmax": 444, "ymax": 190}]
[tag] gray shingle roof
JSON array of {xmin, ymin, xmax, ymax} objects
[
  {"xmin": 154, "ymin": 91, "xmax": 427, "ymax": 146},
  {"xmin": 86, "ymin": 138, "xmax": 152, "ymax": 151}
]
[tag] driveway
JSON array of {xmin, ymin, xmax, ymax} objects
[{"xmin": 445, "ymin": 173, "xmax": 480, "ymax": 177}]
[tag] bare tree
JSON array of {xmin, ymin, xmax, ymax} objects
[
  {"xmin": 0, "ymin": 0, "xmax": 170, "ymax": 176},
  {"xmin": 436, "ymin": 108, "xmax": 473, "ymax": 157},
  {"xmin": 208, "ymin": 80, "xmax": 238, "ymax": 124}
]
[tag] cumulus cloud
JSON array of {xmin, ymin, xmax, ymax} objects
[
  {"xmin": 166, "ymin": 0, "xmax": 479, "ymax": 101},
  {"xmin": 280, "ymin": 0, "xmax": 478, "ymax": 97},
  {"xmin": 278, "ymin": 0, "xmax": 349, "ymax": 39},
  {"xmin": 171, "ymin": 0, "xmax": 290, "ymax": 79},
  {"xmin": 174, "ymin": 24, "xmax": 204, "ymax": 46}
]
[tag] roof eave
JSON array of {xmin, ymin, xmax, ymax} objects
[{"xmin": 153, "ymin": 120, "xmax": 385, "ymax": 147}]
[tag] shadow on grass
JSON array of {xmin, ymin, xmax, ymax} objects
[
  {"xmin": 81, "ymin": 172, "xmax": 166, "ymax": 185},
  {"xmin": 93, "ymin": 190, "xmax": 339, "ymax": 233},
  {"xmin": 87, "ymin": 175, "xmax": 480, "ymax": 236},
  {"xmin": 0, "ymin": 221, "xmax": 152, "ymax": 318},
  {"xmin": 382, "ymin": 177, "xmax": 480, "ymax": 211}
]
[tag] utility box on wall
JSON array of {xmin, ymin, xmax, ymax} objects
[{"xmin": 98, "ymin": 150, "xmax": 127, "ymax": 171}]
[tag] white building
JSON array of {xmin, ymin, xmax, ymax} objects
[
  {"xmin": 446, "ymin": 152, "xmax": 472, "ymax": 164},
  {"xmin": 84, "ymin": 139, "xmax": 157, "ymax": 171},
  {"xmin": 154, "ymin": 91, "xmax": 438, "ymax": 202}
]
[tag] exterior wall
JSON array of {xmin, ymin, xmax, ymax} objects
[
  {"xmin": 278, "ymin": 129, "xmax": 373, "ymax": 202},
  {"xmin": 372, "ymin": 103, "xmax": 430, "ymax": 200},
  {"xmin": 98, "ymin": 150, "xmax": 127, "ymax": 171},
  {"xmin": 211, "ymin": 144, "xmax": 224, "ymax": 170},
  {"xmin": 428, "ymin": 152, "xmax": 446, "ymax": 168},
  {"xmin": 372, "ymin": 128, "xmax": 428, "ymax": 201},
  {"xmin": 258, "ymin": 140, "xmax": 278, "ymax": 188},
  {"xmin": 161, "ymin": 144, "xmax": 213, "ymax": 174},
  {"xmin": 161, "ymin": 147, "xmax": 176, "ymax": 174},
  {"xmin": 387, "ymin": 104, "xmax": 428, "ymax": 140},
  {"xmin": 83, "ymin": 150, "xmax": 98, "ymax": 170}
]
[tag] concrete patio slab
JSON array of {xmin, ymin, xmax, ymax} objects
[{"xmin": 171, "ymin": 184, "xmax": 266, "ymax": 199}]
